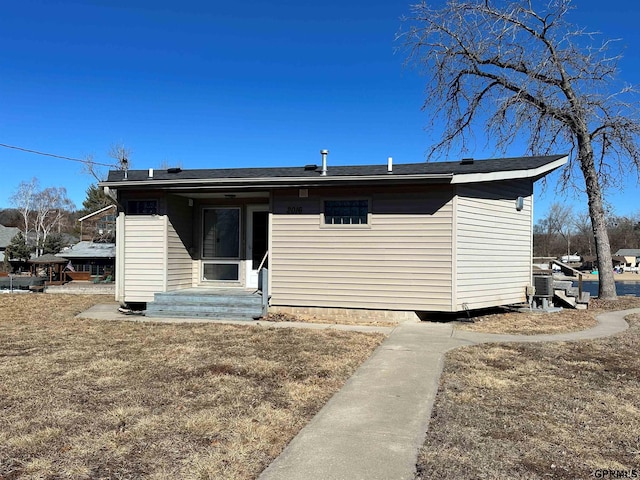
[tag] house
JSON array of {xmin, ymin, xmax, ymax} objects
[
  {"xmin": 0, "ymin": 224, "xmax": 21, "ymax": 268},
  {"xmin": 57, "ymin": 241, "xmax": 116, "ymax": 281},
  {"xmin": 99, "ymin": 153, "xmax": 568, "ymax": 318},
  {"xmin": 614, "ymin": 249, "xmax": 640, "ymax": 272},
  {"xmin": 78, "ymin": 204, "xmax": 117, "ymax": 242}
]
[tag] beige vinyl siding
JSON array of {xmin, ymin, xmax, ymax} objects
[
  {"xmin": 166, "ymin": 221, "xmax": 192, "ymax": 290},
  {"xmin": 122, "ymin": 215, "xmax": 166, "ymax": 303},
  {"xmin": 115, "ymin": 214, "xmax": 126, "ymax": 302},
  {"xmin": 166, "ymin": 195, "xmax": 195, "ymax": 291},
  {"xmin": 271, "ymin": 187, "xmax": 454, "ymax": 311},
  {"xmin": 454, "ymin": 179, "xmax": 533, "ymax": 310}
]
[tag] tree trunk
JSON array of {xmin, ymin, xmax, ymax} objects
[{"xmin": 579, "ymin": 144, "xmax": 617, "ymax": 299}]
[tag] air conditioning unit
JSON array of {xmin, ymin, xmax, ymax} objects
[{"xmin": 533, "ymin": 275, "xmax": 554, "ymax": 298}]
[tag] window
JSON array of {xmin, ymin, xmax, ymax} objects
[
  {"xmin": 127, "ymin": 200, "xmax": 157, "ymax": 215},
  {"xmin": 324, "ymin": 199, "xmax": 369, "ymax": 225},
  {"xmin": 97, "ymin": 214, "xmax": 116, "ymax": 234}
]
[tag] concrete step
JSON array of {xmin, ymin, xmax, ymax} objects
[
  {"xmin": 553, "ymin": 280, "xmax": 573, "ymax": 290},
  {"xmin": 145, "ymin": 308, "xmax": 261, "ymax": 320},
  {"xmin": 565, "ymin": 286, "xmax": 579, "ymax": 298},
  {"xmin": 145, "ymin": 290, "xmax": 263, "ymax": 320},
  {"xmin": 554, "ymin": 289, "xmax": 576, "ymax": 308},
  {"xmin": 152, "ymin": 293, "xmax": 262, "ymax": 307},
  {"xmin": 577, "ymin": 291, "xmax": 591, "ymax": 304}
]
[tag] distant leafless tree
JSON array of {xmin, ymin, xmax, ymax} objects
[
  {"xmin": 33, "ymin": 187, "xmax": 75, "ymax": 256},
  {"xmin": 9, "ymin": 178, "xmax": 39, "ymax": 237},
  {"xmin": 83, "ymin": 144, "xmax": 132, "ymax": 181},
  {"xmin": 158, "ymin": 159, "xmax": 183, "ymax": 170},
  {"xmin": 108, "ymin": 143, "xmax": 131, "ymax": 171},
  {"xmin": 9, "ymin": 180, "xmax": 75, "ymax": 256},
  {"xmin": 534, "ymin": 202, "xmax": 575, "ymax": 257},
  {"xmin": 401, "ymin": 0, "xmax": 640, "ymax": 298},
  {"xmin": 574, "ymin": 211, "xmax": 595, "ymax": 257}
]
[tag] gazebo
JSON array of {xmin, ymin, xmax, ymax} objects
[{"xmin": 29, "ymin": 254, "xmax": 68, "ymax": 285}]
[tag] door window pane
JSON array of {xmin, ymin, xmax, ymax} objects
[
  {"xmin": 203, "ymin": 208, "xmax": 240, "ymax": 258},
  {"xmin": 203, "ymin": 263, "xmax": 239, "ymax": 281}
]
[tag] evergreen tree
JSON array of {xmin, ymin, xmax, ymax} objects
[
  {"xmin": 80, "ymin": 184, "xmax": 114, "ymax": 216},
  {"xmin": 5, "ymin": 232, "xmax": 32, "ymax": 262},
  {"xmin": 42, "ymin": 233, "xmax": 66, "ymax": 255}
]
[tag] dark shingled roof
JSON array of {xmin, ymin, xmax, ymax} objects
[
  {"xmin": 0, "ymin": 225, "xmax": 21, "ymax": 249},
  {"xmin": 29, "ymin": 253, "xmax": 68, "ymax": 264},
  {"xmin": 105, "ymin": 155, "xmax": 567, "ymax": 183}
]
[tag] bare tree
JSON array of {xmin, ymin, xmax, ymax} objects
[
  {"xmin": 574, "ymin": 211, "xmax": 595, "ymax": 257},
  {"xmin": 32, "ymin": 187, "xmax": 75, "ymax": 256},
  {"xmin": 402, "ymin": 0, "xmax": 640, "ymax": 298},
  {"xmin": 158, "ymin": 159, "xmax": 183, "ymax": 170},
  {"xmin": 82, "ymin": 144, "xmax": 131, "ymax": 181},
  {"xmin": 534, "ymin": 202, "xmax": 575, "ymax": 257},
  {"xmin": 9, "ymin": 178, "xmax": 39, "ymax": 238},
  {"xmin": 109, "ymin": 143, "xmax": 131, "ymax": 170},
  {"xmin": 547, "ymin": 203, "xmax": 575, "ymax": 257}
]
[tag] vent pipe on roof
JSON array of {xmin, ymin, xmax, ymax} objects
[
  {"xmin": 148, "ymin": 168, "xmax": 154, "ymax": 178},
  {"xmin": 387, "ymin": 156, "xmax": 393, "ymax": 173},
  {"xmin": 320, "ymin": 149, "xmax": 329, "ymax": 176}
]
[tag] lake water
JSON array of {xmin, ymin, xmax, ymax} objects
[{"xmin": 574, "ymin": 280, "xmax": 640, "ymax": 297}]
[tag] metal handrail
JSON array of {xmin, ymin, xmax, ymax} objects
[{"xmin": 257, "ymin": 250, "xmax": 269, "ymax": 272}]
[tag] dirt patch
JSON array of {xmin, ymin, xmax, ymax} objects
[
  {"xmin": 0, "ymin": 294, "xmax": 384, "ymax": 480},
  {"xmin": 454, "ymin": 297, "xmax": 640, "ymax": 335},
  {"xmin": 418, "ymin": 302, "xmax": 640, "ymax": 479},
  {"xmin": 265, "ymin": 311, "xmax": 399, "ymax": 327}
]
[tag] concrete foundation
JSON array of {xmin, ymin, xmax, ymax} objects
[{"xmin": 269, "ymin": 305, "xmax": 420, "ymax": 324}]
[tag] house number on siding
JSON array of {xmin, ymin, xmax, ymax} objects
[{"xmin": 286, "ymin": 207, "xmax": 303, "ymax": 214}]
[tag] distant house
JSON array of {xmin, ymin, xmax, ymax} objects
[
  {"xmin": 78, "ymin": 204, "xmax": 117, "ymax": 242},
  {"xmin": 100, "ymin": 154, "xmax": 568, "ymax": 317},
  {"xmin": 614, "ymin": 249, "xmax": 640, "ymax": 271},
  {"xmin": 57, "ymin": 241, "xmax": 116, "ymax": 281},
  {"xmin": 0, "ymin": 224, "xmax": 21, "ymax": 268}
]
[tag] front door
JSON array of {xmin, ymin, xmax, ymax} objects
[{"xmin": 246, "ymin": 205, "xmax": 269, "ymax": 289}]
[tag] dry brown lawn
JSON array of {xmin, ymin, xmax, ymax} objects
[
  {"xmin": 418, "ymin": 297, "xmax": 640, "ymax": 479},
  {"xmin": 0, "ymin": 294, "xmax": 384, "ymax": 480},
  {"xmin": 455, "ymin": 297, "xmax": 640, "ymax": 335}
]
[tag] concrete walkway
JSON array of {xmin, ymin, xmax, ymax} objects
[
  {"xmin": 259, "ymin": 308, "xmax": 638, "ymax": 480},
  {"xmin": 77, "ymin": 304, "xmax": 639, "ymax": 480}
]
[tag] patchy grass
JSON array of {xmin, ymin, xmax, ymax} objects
[
  {"xmin": 266, "ymin": 311, "xmax": 399, "ymax": 327},
  {"xmin": 0, "ymin": 294, "xmax": 384, "ymax": 480},
  {"xmin": 418, "ymin": 298, "xmax": 640, "ymax": 479},
  {"xmin": 454, "ymin": 308, "xmax": 598, "ymax": 335},
  {"xmin": 455, "ymin": 298, "xmax": 640, "ymax": 335}
]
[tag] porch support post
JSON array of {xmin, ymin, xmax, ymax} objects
[{"xmin": 260, "ymin": 268, "xmax": 269, "ymax": 318}]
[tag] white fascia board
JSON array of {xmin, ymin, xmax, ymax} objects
[
  {"xmin": 77, "ymin": 204, "xmax": 117, "ymax": 222},
  {"xmin": 100, "ymin": 173, "xmax": 455, "ymax": 189},
  {"xmin": 450, "ymin": 156, "xmax": 568, "ymax": 184}
]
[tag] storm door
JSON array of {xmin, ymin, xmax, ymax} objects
[
  {"xmin": 245, "ymin": 205, "xmax": 269, "ymax": 289},
  {"xmin": 202, "ymin": 207, "xmax": 241, "ymax": 281}
]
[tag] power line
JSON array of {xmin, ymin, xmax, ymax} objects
[{"xmin": 0, "ymin": 143, "xmax": 116, "ymax": 168}]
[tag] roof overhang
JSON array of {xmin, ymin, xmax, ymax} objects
[
  {"xmin": 450, "ymin": 155, "xmax": 568, "ymax": 184},
  {"xmin": 100, "ymin": 173, "xmax": 456, "ymax": 191}
]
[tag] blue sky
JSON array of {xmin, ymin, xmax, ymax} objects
[{"xmin": 1, "ymin": 0, "xmax": 638, "ymax": 222}]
